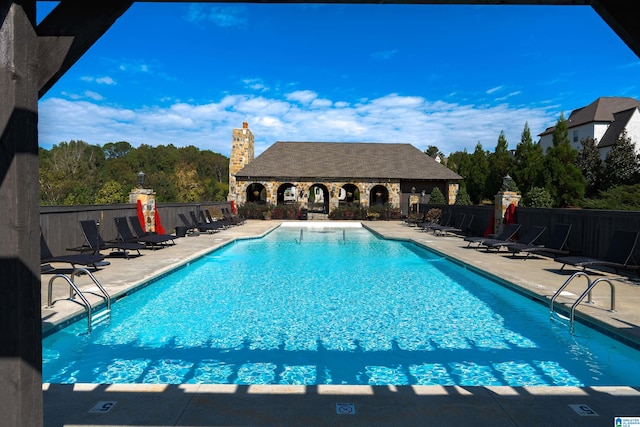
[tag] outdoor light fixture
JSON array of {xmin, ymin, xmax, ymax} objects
[
  {"xmin": 137, "ymin": 171, "xmax": 145, "ymax": 188},
  {"xmin": 502, "ymin": 174, "xmax": 514, "ymax": 191}
]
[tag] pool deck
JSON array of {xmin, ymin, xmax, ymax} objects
[{"xmin": 42, "ymin": 220, "xmax": 640, "ymax": 426}]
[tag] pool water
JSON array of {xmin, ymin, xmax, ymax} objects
[{"xmin": 43, "ymin": 224, "xmax": 640, "ymax": 386}]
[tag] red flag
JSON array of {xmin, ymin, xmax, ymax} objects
[
  {"xmin": 136, "ymin": 199, "xmax": 146, "ymax": 232},
  {"xmin": 154, "ymin": 205, "xmax": 166, "ymax": 234}
]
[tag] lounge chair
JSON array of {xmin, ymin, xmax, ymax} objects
[
  {"xmin": 418, "ymin": 210, "xmax": 451, "ymax": 233},
  {"xmin": 41, "ymin": 231, "xmax": 106, "ymax": 271},
  {"xmin": 430, "ymin": 213, "xmax": 465, "ymax": 236},
  {"xmin": 480, "ymin": 225, "xmax": 547, "ymax": 252},
  {"xmin": 189, "ymin": 211, "xmax": 224, "ymax": 233},
  {"xmin": 127, "ymin": 216, "xmax": 176, "ymax": 246},
  {"xmin": 200, "ymin": 209, "xmax": 231, "ymax": 229},
  {"xmin": 439, "ymin": 214, "xmax": 474, "ymax": 237},
  {"xmin": 71, "ymin": 219, "xmax": 143, "ymax": 258},
  {"xmin": 507, "ymin": 223, "xmax": 572, "ymax": 259},
  {"xmin": 223, "ymin": 207, "xmax": 246, "ymax": 225},
  {"xmin": 554, "ymin": 229, "xmax": 640, "ymax": 274},
  {"xmin": 114, "ymin": 217, "xmax": 173, "ymax": 250},
  {"xmin": 464, "ymin": 223, "xmax": 522, "ymax": 249}
]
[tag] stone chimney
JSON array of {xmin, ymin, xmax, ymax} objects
[{"xmin": 228, "ymin": 122, "xmax": 254, "ymax": 203}]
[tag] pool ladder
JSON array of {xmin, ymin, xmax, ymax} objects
[
  {"xmin": 47, "ymin": 267, "xmax": 111, "ymax": 333},
  {"xmin": 550, "ymin": 271, "xmax": 617, "ymax": 333}
]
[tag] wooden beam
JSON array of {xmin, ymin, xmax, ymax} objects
[
  {"xmin": 591, "ymin": 0, "xmax": 640, "ymax": 59},
  {"xmin": 0, "ymin": 1, "xmax": 43, "ymax": 426},
  {"xmin": 36, "ymin": 0, "xmax": 133, "ymax": 98}
]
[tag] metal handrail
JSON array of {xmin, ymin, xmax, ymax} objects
[
  {"xmin": 550, "ymin": 272, "xmax": 591, "ymax": 317},
  {"xmin": 47, "ymin": 274, "xmax": 93, "ymax": 332},
  {"xmin": 569, "ymin": 277, "xmax": 617, "ymax": 333},
  {"xmin": 46, "ymin": 268, "xmax": 111, "ymax": 333}
]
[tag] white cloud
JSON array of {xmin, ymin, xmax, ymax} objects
[
  {"xmin": 371, "ymin": 49, "xmax": 399, "ymax": 60},
  {"xmin": 185, "ymin": 4, "xmax": 247, "ymax": 28},
  {"xmin": 96, "ymin": 76, "xmax": 116, "ymax": 85},
  {"xmin": 38, "ymin": 91, "xmax": 556, "ymax": 157},
  {"xmin": 285, "ymin": 90, "xmax": 319, "ymax": 105},
  {"xmin": 486, "ymin": 86, "xmax": 503, "ymax": 94}
]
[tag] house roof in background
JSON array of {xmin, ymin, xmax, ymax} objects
[
  {"xmin": 235, "ymin": 142, "xmax": 462, "ymax": 181},
  {"xmin": 539, "ymin": 96, "xmax": 640, "ymax": 136},
  {"xmin": 598, "ymin": 107, "xmax": 639, "ymax": 148}
]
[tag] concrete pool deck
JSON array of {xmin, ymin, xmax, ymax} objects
[{"xmin": 41, "ymin": 220, "xmax": 640, "ymax": 426}]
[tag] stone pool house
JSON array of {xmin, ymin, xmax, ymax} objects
[{"xmin": 227, "ymin": 122, "xmax": 462, "ymax": 216}]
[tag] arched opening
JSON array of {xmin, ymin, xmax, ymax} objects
[
  {"xmin": 308, "ymin": 184, "xmax": 329, "ymax": 213},
  {"xmin": 370, "ymin": 185, "xmax": 389, "ymax": 206},
  {"xmin": 338, "ymin": 183, "xmax": 360, "ymax": 206},
  {"xmin": 277, "ymin": 183, "xmax": 298, "ymax": 205},
  {"xmin": 246, "ymin": 183, "xmax": 267, "ymax": 204}
]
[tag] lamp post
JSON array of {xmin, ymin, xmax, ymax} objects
[
  {"xmin": 137, "ymin": 171, "xmax": 145, "ymax": 188},
  {"xmin": 411, "ymin": 187, "xmax": 416, "ymax": 215}
]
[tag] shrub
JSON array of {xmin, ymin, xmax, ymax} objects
[
  {"xmin": 521, "ymin": 187, "xmax": 553, "ymax": 208},
  {"xmin": 454, "ymin": 188, "xmax": 472, "ymax": 205},
  {"xmin": 430, "ymin": 187, "xmax": 446, "ymax": 204}
]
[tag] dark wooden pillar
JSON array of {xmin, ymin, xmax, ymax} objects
[{"xmin": 0, "ymin": 1, "xmax": 43, "ymax": 426}]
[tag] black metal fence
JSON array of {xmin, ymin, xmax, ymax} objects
[
  {"xmin": 418, "ymin": 204, "xmax": 640, "ymax": 260},
  {"xmin": 40, "ymin": 201, "xmax": 232, "ymax": 256}
]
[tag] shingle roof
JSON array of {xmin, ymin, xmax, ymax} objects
[
  {"xmin": 598, "ymin": 107, "xmax": 638, "ymax": 148},
  {"xmin": 539, "ymin": 97, "xmax": 640, "ymax": 136},
  {"xmin": 235, "ymin": 142, "xmax": 462, "ymax": 181}
]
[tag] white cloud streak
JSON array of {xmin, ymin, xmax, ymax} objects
[{"xmin": 39, "ymin": 91, "xmax": 556, "ymax": 157}]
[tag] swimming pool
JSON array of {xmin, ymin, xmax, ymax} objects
[{"xmin": 43, "ymin": 223, "xmax": 640, "ymax": 386}]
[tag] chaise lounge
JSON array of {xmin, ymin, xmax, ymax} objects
[
  {"xmin": 71, "ymin": 219, "xmax": 143, "ymax": 259},
  {"xmin": 554, "ymin": 229, "xmax": 640, "ymax": 275},
  {"xmin": 41, "ymin": 231, "xmax": 107, "ymax": 271},
  {"xmin": 507, "ymin": 223, "xmax": 572, "ymax": 259}
]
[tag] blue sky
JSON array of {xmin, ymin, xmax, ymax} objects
[{"xmin": 37, "ymin": 2, "xmax": 639, "ymax": 157}]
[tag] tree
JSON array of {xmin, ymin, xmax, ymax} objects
[
  {"xmin": 486, "ymin": 131, "xmax": 513, "ymax": 197},
  {"xmin": 173, "ymin": 161, "xmax": 205, "ymax": 202},
  {"xmin": 95, "ymin": 180, "xmax": 127, "ymax": 204},
  {"xmin": 512, "ymin": 122, "xmax": 545, "ymax": 195},
  {"xmin": 544, "ymin": 114, "xmax": 585, "ymax": 207},
  {"xmin": 454, "ymin": 187, "xmax": 472, "ymax": 205},
  {"xmin": 429, "ymin": 187, "xmax": 446, "ymax": 204},
  {"xmin": 425, "ymin": 145, "xmax": 444, "ymax": 161},
  {"xmin": 576, "ymin": 136, "xmax": 603, "ymax": 196},
  {"xmin": 521, "ymin": 186, "xmax": 553, "ymax": 208},
  {"xmin": 602, "ymin": 130, "xmax": 640, "ymax": 189},
  {"xmin": 466, "ymin": 142, "xmax": 490, "ymax": 204}
]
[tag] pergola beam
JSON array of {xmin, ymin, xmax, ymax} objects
[{"xmin": 36, "ymin": 0, "xmax": 133, "ymax": 98}]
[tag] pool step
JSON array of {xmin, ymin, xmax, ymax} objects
[{"xmin": 92, "ymin": 309, "xmax": 111, "ymax": 328}]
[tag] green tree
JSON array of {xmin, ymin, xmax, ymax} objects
[
  {"xmin": 576, "ymin": 136, "xmax": 603, "ymax": 196},
  {"xmin": 95, "ymin": 180, "xmax": 127, "ymax": 204},
  {"xmin": 512, "ymin": 122, "xmax": 545, "ymax": 195},
  {"xmin": 521, "ymin": 186, "xmax": 553, "ymax": 208},
  {"xmin": 425, "ymin": 145, "xmax": 444, "ymax": 160},
  {"xmin": 429, "ymin": 187, "xmax": 446, "ymax": 204},
  {"xmin": 173, "ymin": 161, "xmax": 205, "ymax": 202},
  {"xmin": 602, "ymin": 130, "xmax": 640, "ymax": 189},
  {"xmin": 486, "ymin": 131, "xmax": 513, "ymax": 197},
  {"xmin": 467, "ymin": 142, "xmax": 490, "ymax": 204},
  {"xmin": 544, "ymin": 114, "xmax": 586, "ymax": 207},
  {"xmin": 454, "ymin": 187, "xmax": 472, "ymax": 205}
]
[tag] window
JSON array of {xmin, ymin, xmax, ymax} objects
[{"xmin": 573, "ymin": 130, "xmax": 579, "ymax": 143}]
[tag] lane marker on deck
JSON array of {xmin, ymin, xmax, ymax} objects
[
  {"xmin": 89, "ymin": 401, "xmax": 117, "ymax": 413},
  {"xmin": 569, "ymin": 404, "xmax": 598, "ymax": 416}
]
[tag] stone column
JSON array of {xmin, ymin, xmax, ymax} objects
[
  {"xmin": 494, "ymin": 190, "xmax": 521, "ymax": 235},
  {"xmin": 129, "ymin": 188, "xmax": 156, "ymax": 232}
]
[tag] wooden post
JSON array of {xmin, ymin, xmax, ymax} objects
[{"xmin": 0, "ymin": 1, "xmax": 43, "ymax": 426}]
